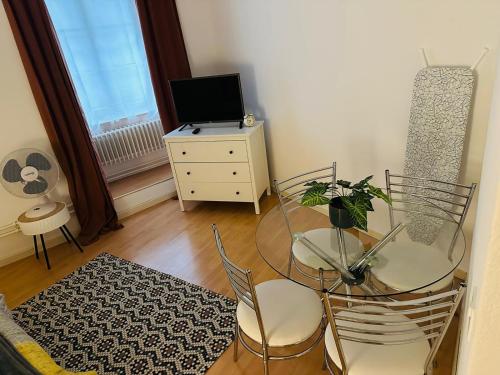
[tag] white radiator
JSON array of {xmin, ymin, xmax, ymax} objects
[{"xmin": 92, "ymin": 119, "xmax": 168, "ymax": 182}]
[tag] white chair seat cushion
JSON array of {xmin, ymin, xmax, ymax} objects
[
  {"xmin": 325, "ymin": 305, "xmax": 430, "ymax": 375},
  {"xmin": 292, "ymin": 228, "xmax": 362, "ymax": 270},
  {"xmin": 370, "ymin": 240, "xmax": 454, "ymax": 293},
  {"xmin": 236, "ymin": 279, "xmax": 323, "ymax": 347}
]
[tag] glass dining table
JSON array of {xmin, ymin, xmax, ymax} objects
[{"xmin": 256, "ymin": 195, "xmax": 466, "ymax": 297}]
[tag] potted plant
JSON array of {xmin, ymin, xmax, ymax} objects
[{"xmin": 300, "ymin": 176, "xmax": 391, "ymax": 231}]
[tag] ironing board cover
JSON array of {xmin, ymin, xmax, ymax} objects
[{"xmin": 404, "ymin": 66, "xmax": 475, "ymax": 244}]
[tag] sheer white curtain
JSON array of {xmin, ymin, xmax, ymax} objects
[{"xmin": 45, "ymin": 0, "xmax": 159, "ymax": 135}]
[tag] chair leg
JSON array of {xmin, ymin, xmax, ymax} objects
[
  {"xmin": 322, "ymin": 347, "xmax": 327, "ymax": 371},
  {"xmin": 33, "ymin": 236, "xmax": 39, "ymax": 260},
  {"xmin": 287, "ymin": 251, "xmax": 293, "ymax": 277},
  {"xmin": 323, "ymin": 346, "xmax": 336, "ymax": 374},
  {"xmin": 426, "ymin": 291, "xmax": 438, "ymax": 369},
  {"xmin": 62, "ymin": 225, "xmax": 83, "ymax": 252},
  {"xmin": 233, "ymin": 324, "xmax": 239, "ymax": 362},
  {"xmin": 262, "ymin": 344, "xmax": 270, "ymax": 375},
  {"xmin": 40, "ymin": 234, "xmax": 51, "ymax": 270},
  {"xmin": 59, "ymin": 226, "xmax": 71, "ymax": 243}
]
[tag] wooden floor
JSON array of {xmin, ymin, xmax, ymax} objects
[
  {"xmin": 108, "ymin": 163, "xmax": 173, "ymax": 198},
  {"xmin": 0, "ymin": 195, "xmax": 458, "ymax": 375}
]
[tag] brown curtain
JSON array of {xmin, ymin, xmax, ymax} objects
[
  {"xmin": 3, "ymin": 0, "xmax": 122, "ymax": 245},
  {"xmin": 136, "ymin": 0, "xmax": 191, "ymax": 133}
]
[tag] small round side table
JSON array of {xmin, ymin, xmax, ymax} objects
[{"xmin": 17, "ymin": 202, "xmax": 83, "ymax": 270}]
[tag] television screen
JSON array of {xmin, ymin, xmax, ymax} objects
[{"xmin": 169, "ymin": 74, "xmax": 244, "ymax": 125}]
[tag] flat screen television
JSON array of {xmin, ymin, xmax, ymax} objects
[{"xmin": 169, "ymin": 74, "xmax": 245, "ymax": 128}]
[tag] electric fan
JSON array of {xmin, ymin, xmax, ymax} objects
[
  {"xmin": 0, "ymin": 148, "xmax": 82, "ymax": 270},
  {"xmin": 0, "ymin": 148, "xmax": 60, "ymax": 218}
]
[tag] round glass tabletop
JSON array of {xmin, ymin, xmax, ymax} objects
[{"xmin": 256, "ymin": 195, "xmax": 466, "ymax": 297}]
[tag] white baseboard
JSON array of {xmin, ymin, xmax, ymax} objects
[
  {"xmin": 113, "ymin": 178, "xmax": 177, "ymax": 219},
  {"xmin": 0, "ymin": 236, "xmax": 65, "ymax": 268},
  {"xmin": 0, "ymin": 178, "xmax": 177, "ymax": 267},
  {"xmin": 0, "ymin": 217, "xmax": 80, "ymax": 267}
]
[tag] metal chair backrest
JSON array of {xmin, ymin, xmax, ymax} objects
[
  {"xmin": 274, "ymin": 162, "xmax": 337, "ymax": 237},
  {"xmin": 385, "ymin": 170, "xmax": 476, "ymax": 257},
  {"xmin": 211, "ymin": 224, "xmax": 267, "ymax": 343},
  {"xmin": 322, "ymin": 284, "xmax": 466, "ymax": 374}
]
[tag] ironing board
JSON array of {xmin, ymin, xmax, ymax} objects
[{"xmin": 404, "ymin": 66, "xmax": 475, "ymax": 244}]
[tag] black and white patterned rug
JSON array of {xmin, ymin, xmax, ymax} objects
[{"xmin": 12, "ymin": 253, "xmax": 237, "ymax": 374}]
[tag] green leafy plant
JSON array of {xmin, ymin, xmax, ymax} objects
[{"xmin": 301, "ymin": 176, "xmax": 391, "ymax": 231}]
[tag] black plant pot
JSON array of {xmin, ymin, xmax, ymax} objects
[{"xmin": 329, "ymin": 197, "xmax": 354, "ymax": 229}]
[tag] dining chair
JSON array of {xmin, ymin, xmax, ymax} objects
[
  {"xmin": 321, "ymin": 283, "xmax": 466, "ymax": 375},
  {"xmin": 274, "ymin": 162, "xmax": 361, "ymax": 281},
  {"xmin": 211, "ymin": 224, "xmax": 324, "ymax": 375},
  {"xmin": 369, "ymin": 171, "xmax": 476, "ymax": 294}
]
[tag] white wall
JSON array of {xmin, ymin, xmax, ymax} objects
[
  {"xmin": 1, "ymin": 1, "xmax": 499, "ymax": 269},
  {"xmin": 0, "ymin": 5, "xmax": 73, "ymax": 264},
  {"xmin": 176, "ymin": 0, "xmax": 500, "ymax": 269},
  {"xmin": 456, "ymin": 51, "xmax": 500, "ymax": 375}
]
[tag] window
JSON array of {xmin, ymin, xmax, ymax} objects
[{"xmin": 45, "ymin": 0, "xmax": 158, "ymax": 135}]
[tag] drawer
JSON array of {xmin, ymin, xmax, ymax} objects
[
  {"xmin": 169, "ymin": 141, "xmax": 248, "ymax": 162},
  {"xmin": 175, "ymin": 163, "xmax": 251, "ymax": 183},
  {"xmin": 180, "ymin": 182, "xmax": 253, "ymax": 202}
]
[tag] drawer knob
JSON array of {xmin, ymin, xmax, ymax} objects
[
  {"xmin": 236, "ymin": 191, "xmax": 240, "ymax": 195},
  {"xmin": 187, "ymin": 171, "xmax": 191, "ymax": 175},
  {"xmin": 232, "ymin": 171, "xmax": 237, "ymax": 175},
  {"xmin": 182, "ymin": 151, "xmax": 186, "ymax": 155},
  {"xmin": 229, "ymin": 150, "xmax": 234, "ymax": 154},
  {"xmin": 190, "ymin": 190, "xmax": 195, "ymax": 194}
]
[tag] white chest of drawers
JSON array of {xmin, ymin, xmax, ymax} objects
[{"xmin": 163, "ymin": 122, "xmax": 271, "ymax": 214}]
